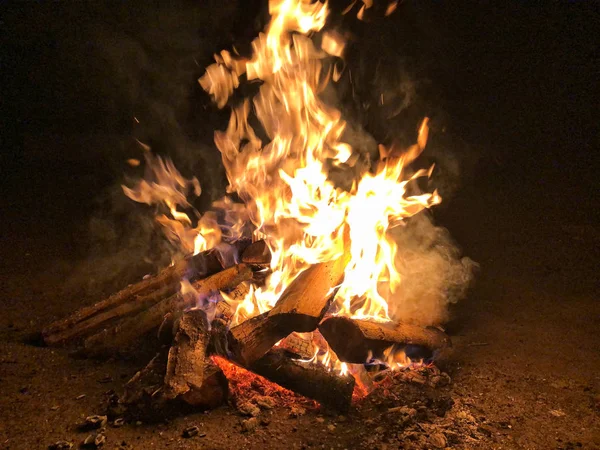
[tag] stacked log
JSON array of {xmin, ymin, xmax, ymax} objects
[{"xmin": 41, "ymin": 237, "xmax": 452, "ymax": 414}]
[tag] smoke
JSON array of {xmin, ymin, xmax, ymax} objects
[
  {"xmin": 60, "ymin": 2, "xmax": 239, "ymax": 296},
  {"xmin": 386, "ymin": 212, "xmax": 478, "ymax": 326}
]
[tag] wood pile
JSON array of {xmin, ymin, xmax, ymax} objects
[{"xmin": 42, "ymin": 240, "xmax": 451, "ymax": 413}]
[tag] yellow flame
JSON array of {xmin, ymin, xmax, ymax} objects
[{"xmin": 124, "ymin": 0, "xmax": 443, "ymax": 373}]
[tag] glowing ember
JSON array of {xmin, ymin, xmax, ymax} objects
[{"xmin": 211, "ymin": 355, "xmax": 314, "ymax": 406}]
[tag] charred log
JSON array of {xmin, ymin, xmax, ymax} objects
[
  {"xmin": 42, "ymin": 249, "xmax": 223, "ymax": 346},
  {"xmin": 81, "ymin": 264, "xmax": 252, "ymax": 358},
  {"xmin": 250, "ymin": 349, "xmax": 355, "ymax": 412},
  {"xmin": 318, "ymin": 316, "xmax": 452, "ymax": 364},
  {"xmin": 227, "ymin": 312, "xmax": 290, "ymax": 366},
  {"xmin": 241, "ymin": 240, "xmax": 271, "ymax": 266},
  {"xmin": 163, "ymin": 309, "xmax": 210, "ymax": 399},
  {"xmin": 122, "ymin": 349, "xmax": 227, "ymax": 414},
  {"xmin": 278, "ymin": 333, "xmax": 317, "ymax": 360}
]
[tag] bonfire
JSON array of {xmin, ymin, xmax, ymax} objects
[{"xmin": 42, "ymin": 0, "xmax": 472, "ymax": 415}]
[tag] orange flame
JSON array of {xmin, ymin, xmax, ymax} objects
[{"xmin": 124, "ymin": 0, "xmax": 442, "ymax": 374}]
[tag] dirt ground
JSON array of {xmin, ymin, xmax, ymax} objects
[{"xmin": 1, "ymin": 2, "xmax": 598, "ymax": 449}]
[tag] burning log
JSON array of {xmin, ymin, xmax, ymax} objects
[
  {"xmin": 227, "ymin": 312, "xmax": 289, "ymax": 366},
  {"xmin": 318, "ymin": 317, "xmax": 452, "ymax": 364},
  {"xmin": 250, "ymin": 349, "xmax": 355, "ymax": 412},
  {"xmin": 241, "ymin": 239, "xmax": 271, "ymax": 266},
  {"xmin": 81, "ymin": 264, "xmax": 252, "ymax": 358},
  {"xmin": 228, "ymin": 247, "xmax": 351, "ymax": 365},
  {"xmin": 278, "ymin": 333, "xmax": 317, "ymax": 360},
  {"xmin": 42, "ymin": 249, "xmax": 223, "ymax": 346},
  {"xmin": 163, "ymin": 309, "xmax": 210, "ymax": 399}
]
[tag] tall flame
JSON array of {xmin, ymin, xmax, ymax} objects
[
  {"xmin": 124, "ymin": 0, "xmax": 442, "ymax": 369},
  {"xmin": 200, "ymin": 0, "xmax": 440, "ymax": 324}
]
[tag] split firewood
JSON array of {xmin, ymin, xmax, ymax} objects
[
  {"xmin": 163, "ymin": 309, "xmax": 210, "ymax": 399},
  {"xmin": 241, "ymin": 240, "xmax": 271, "ymax": 265},
  {"xmin": 250, "ymin": 349, "xmax": 355, "ymax": 412},
  {"xmin": 318, "ymin": 316, "xmax": 452, "ymax": 364},
  {"xmin": 81, "ymin": 264, "xmax": 253, "ymax": 358},
  {"xmin": 228, "ymin": 243, "xmax": 351, "ymax": 365},
  {"xmin": 227, "ymin": 312, "xmax": 290, "ymax": 366},
  {"xmin": 208, "ymin": 281, "xmax": 250, "ymax": 355},
  {"xmin": 42, "ymin": 249, "xmax": 223, "ymax": 346}
]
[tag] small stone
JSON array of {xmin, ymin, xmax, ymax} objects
[
  {"xmin": 50, "ymin": 405, "xmax": 60, "ymax": 411},
  {"xmin": 112, "ymin": 418, "xmax": 125, "ymax": 428},
  {"xmin": 254, "ymin": 395, "xmax": 275, "ymax": 410},
  {"xmin": 409, "ymin": 373, "xmax": 427, "ymax": 385},
  {"xmin": 438, "ymin": 373, "xmax": 451, "ymax": 386},
  {"xmin": 375, "ymin": 426, "xmax": 385, "ymax": 434},
  {"xmin": 237, "ymin": 402, "xmax": 260, "ymax": 417},
  {"xmin": 182, "ymin": 426, "xmax": 200, "ymax": 438},
  {"xmin": 84, "ymin": 415, "xmax": 108, "ymax": 429},
  {"xmin": 82, "ymin": 433, "xmax": 105, "ymax": 448},
  {"xmin": 315, "ymin": 417, "xmax": 325, "ymax": 423},
  {"xmin": 94, "ymin": 434, "xmax": 106, "ymax": 447},
  {"xmin": 327, "ymin": 424, "xmax": 336, "ymax": 432},
  {"xmin": 242, "ymin": 417, "xmax": 258, "ymax": 432},
  {"xmin": 260, "ymin": 417, "xmax": 271, "ymax": 426},
  {"xmin": 290, "ymin": 406, "xmax": 306, "ymax": 417},
  {"xmin": 549, "ymin": 409, "xmax": 566, "ymax": 417},
  {"xmin": 388, "ymin": 406, "xmax": 416, "ymax": 425},
  {"xmin": 337, "ymin": 415, "xmax": 347, "ymax": 422},
  {"xmin": 429, "ymin": 433, "xmax": 447, "ymax": 448},
  {"xmin": 429, "ymin": 375, "xmax": 441, "ymax": 387},
  {"xmin": 48, "ymin": 441, "xmax": 73, "ymax": 450}
]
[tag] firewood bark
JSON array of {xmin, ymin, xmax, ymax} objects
[
  {"xmin": 42, "ymin": 249, "xmax": 223, "ymax": 346},
  {"xmin": 163, "ymin": 309, "xmax": 210, "ymax": 399},
  {"xmin": 318, "ymin": 317, "xmax": 452, "ymax": 363},
  {"xmin": 81, "ymin": 264, "xmax": 252, "ymax": 358},
  {"xmin": 250, "ymin": 349, "xmax": 355, "ymax": 412}
]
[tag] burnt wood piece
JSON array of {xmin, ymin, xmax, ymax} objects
[
  {"xmin": 42, "ymin": 249, "xmax": 223, "ymax": 346},
  {"xmin": 163, "ymin": 309, "xmax": 210, "ymax": 399},
  {"xmin": 179, "ymin": 361, "xmax": 228, "ymax": 408},
  {"xmin": 278, "ymin": 333, "xmax": 317, "ymax": 360},
  {"xmin": 250, "ymin": 349, "xmax": 355, "ymax": 412},
  {"xmin": 228, "ymin": 242, "xmax": 351, "ymax": 365},
  {"xmin": 81, "ymin": 264, "xmax": 253, "ymax": 358},
  {"xmin": 318, "ymin": 317, "xmax": 452, "ymax": 364},
  {"xmin": 208, "ymin": 281, "xmax": 250, "ymax": 356},
  {"xmin": 227, "ymin": 312, "xmax": 290, "ymax": 366},
  {"xmin": 122, "ymin": 349, "xmax": 227, "ymax": 411},
  {"xmin": 122, "ymin": 350, "xmax": 168, "ymax": 406},
  {"xmin": 241, "ymin": 240, "xmax": 271, "ymax": 265},
  {"xmin": 267, "ymin": 252, "xmax": 351, "ymax": 331}
]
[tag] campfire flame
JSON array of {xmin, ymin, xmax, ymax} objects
[{"xmin": 123, "ymin": 0, "xmax": 442, "ymax": 372}]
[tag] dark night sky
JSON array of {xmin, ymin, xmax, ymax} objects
[{"xmin": 1, "ymin": 1, "xmax": 598, "ymax": 222}]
